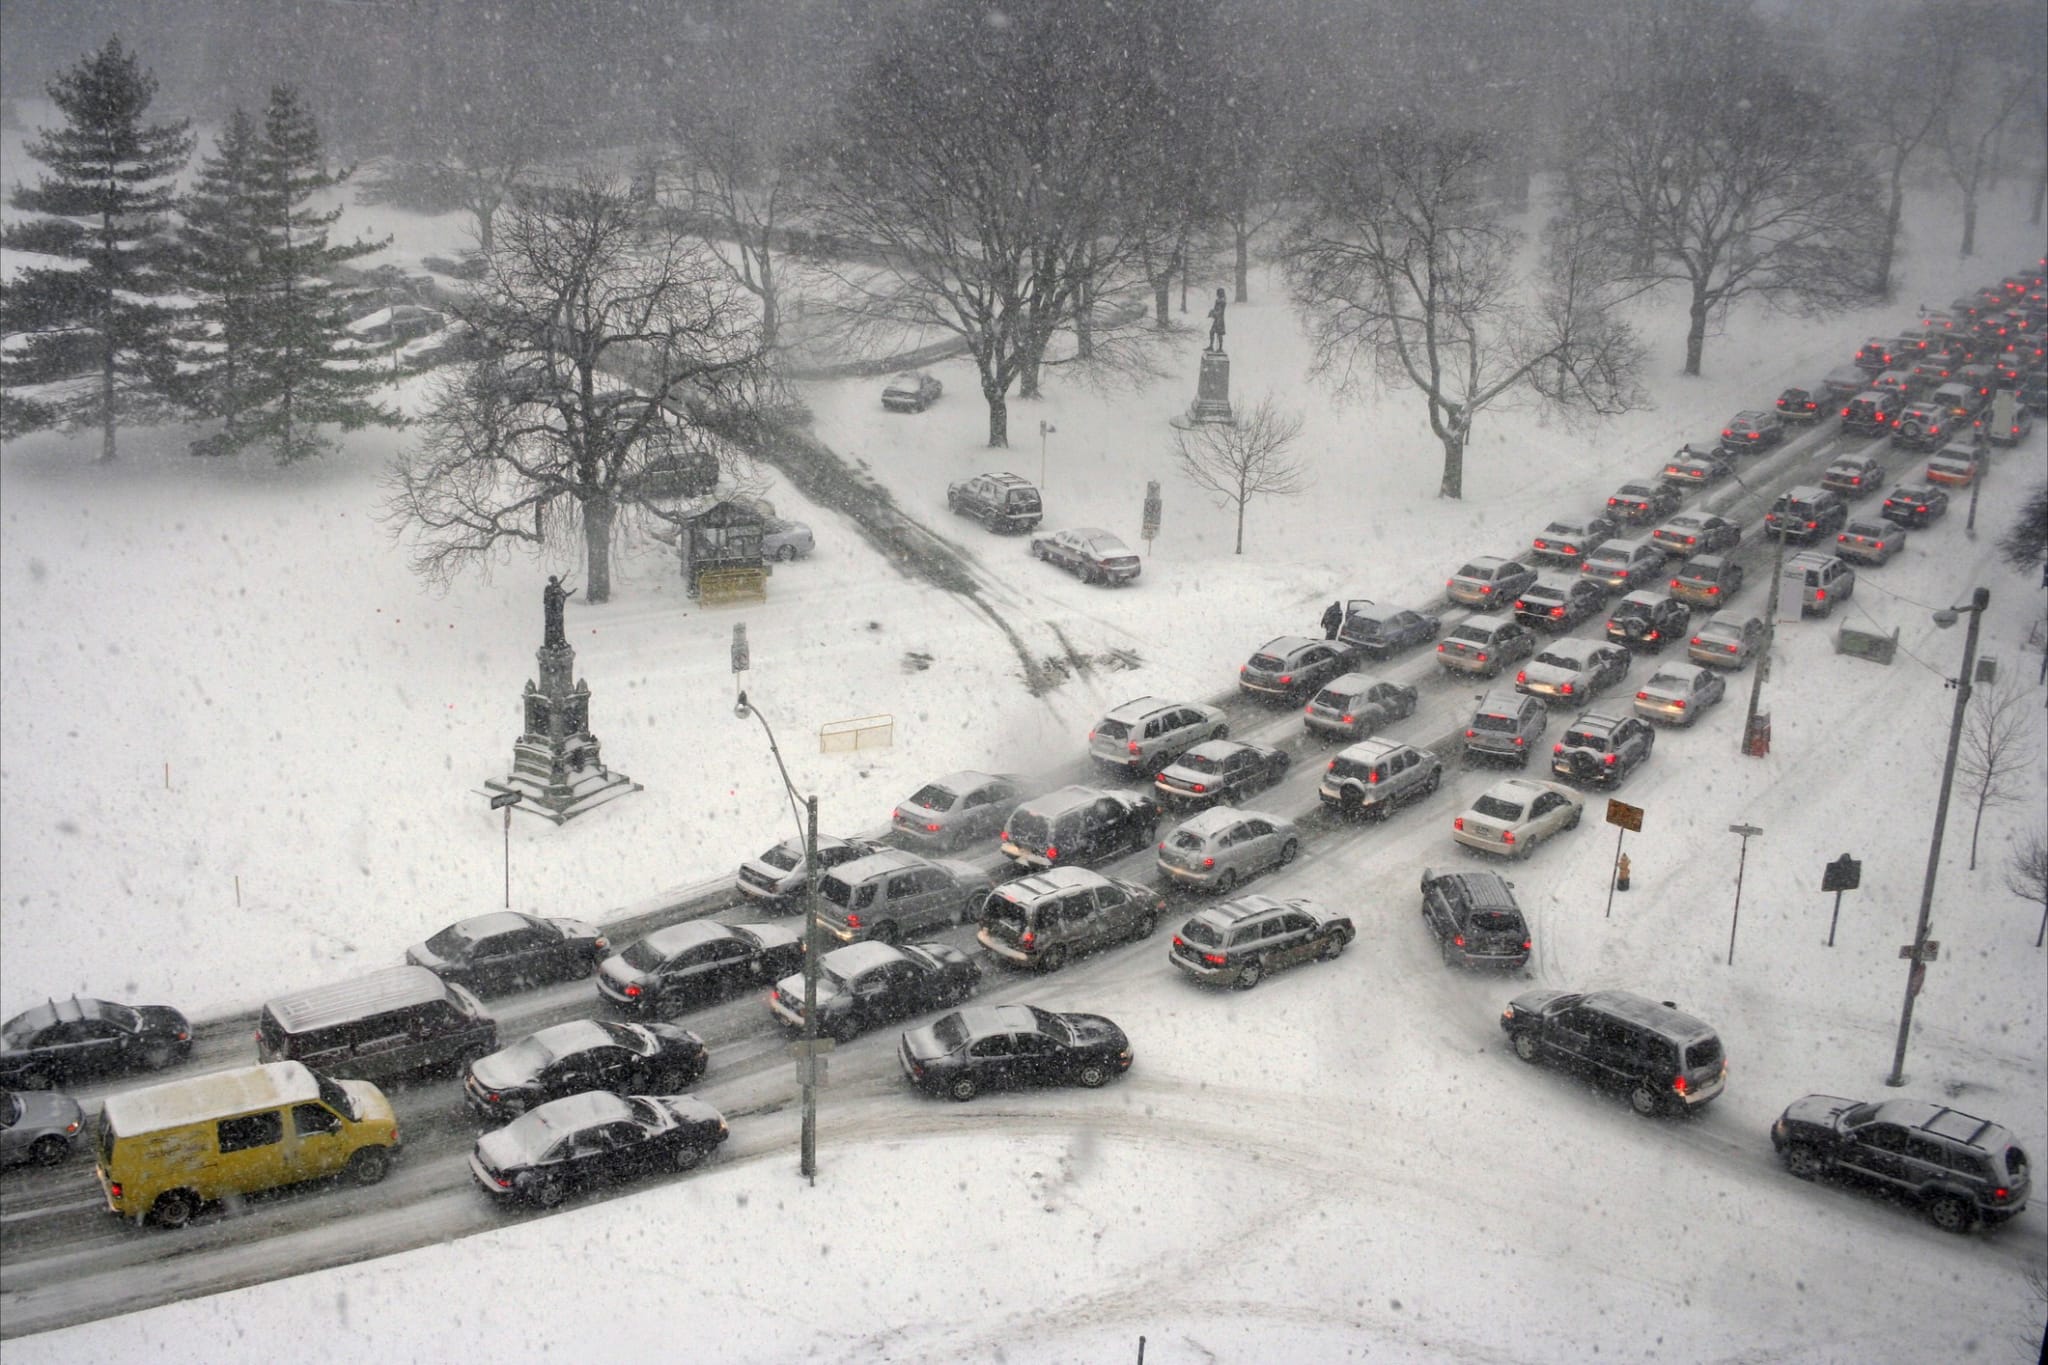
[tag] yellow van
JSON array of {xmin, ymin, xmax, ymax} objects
[{"xmin": 94, "ymin": 1061, "xmax": 399, "ymax": 1227}]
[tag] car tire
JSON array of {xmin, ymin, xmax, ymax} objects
[
  {"xmin": 30, "ymin": 1135, "xmax": 69, "ymax": 1167},
  {"xmin": 345, "ymin": 1146, "xmax": 392, "ymax": 1186},
  {"xmin": 1278, "ymin": 838, "xmax": 1299, "ymax": 865},
  {"xmin": 1215, "ymin": 868, "xmax": 1238, "ymax": 895},
  {"xmin": 1511, "ymin": 1032, "xmax": 1539, "ymax": 1063},
  {"xmin": 1319, "ymin": 933, "xmax": 1347, "ymax": 962},
  {"xmin": 530, "ymin": 1177, "xmax": 567, "ymax": 1209},
  {"xmin": 1519, "ymin": 833, "xmax": 1539, "ymax": 859},
  {"xmin": 1129, "ymin": 910, "xmax": 1158, "ymax": 941},
  {"xmin": 775, "ymin": 544, "xmax": 797, "ymax": 563},
  {"xmin": 1040, "ymin": 944, "xmax": 1069, "ymax": 972},
  {"xmin": 150, "ymin": 1190, "xmax": 200, "ymax": 1229},
  {"xmin": 674, "ymin": 1142, "xmax": 712, "ymax": 1172},
  {"xmin": 1783, "ymin": 1145, "xmax": 1825, "ymax": 1181},
  {"xmin": 829, "ymin": 1014, "xmax": 862, "ymax": 1045},
  {"xmin": 1926, "ymin": 1194, "xmax": 1976, "ymax": 1233},
  {"xmin": 957, "ymin": 894, "xmax": 981, "ymax": 927},
  {"xmin": 1565, "ymin": 807, "xmax": 1583, "ymax": 830},
  {"xmin": 1628, "ymin": 1082, "xmax": 1665, "ymax": 1117},
  {"xmin": 1422, "ymin": 766, "xmax": 1442, "ymax": 796},
  {"xmin": 1213, "ymin": 723, "xmax": 1230, "ymax": 740},
  {"xmin": 142, "ymin": 1042, "xmax": 179, "ymax": 1070},
  {"xmin": 948, "ymin": 1074, "xmax": 980, "ymax": 1102},
  {"xmin": 947, "ymin": 492, "xmax": 963, "ymax": 514},
  {"xmin": 1076, "ymin": 1062, "xmax": 1110, "ymax": 1088},
  {"xmin": 1339, "ymin": 789, "xmax": 1363, "ymax": 821},
  {"xmin": 1233, "ymin": 957, "xmax": 1265, "ymax": 991}
]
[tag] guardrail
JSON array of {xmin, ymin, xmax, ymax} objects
[{"xmin": 820, "ymin": 713, "xmax": 894, "ymax": 753}]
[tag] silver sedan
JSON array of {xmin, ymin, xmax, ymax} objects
[
  {"xmin": 0, "ymin": 1087, "xmax": 85, "ymax": 1167},
  {"xmin": 891, "ymin": 771, "xmax": 1022, "ymax": 851},
  {"xmin": 1451, "ymin": 778, "xmax": 1584, "ymax": 859},
  {"xmin": 1156, "ymin": 806, "xmax": 1299, "ymax": 894},
  {"xmin": 1514, "ymin": 638, "xmax": 1631, "ymax": 702},
  {"xmin": 1688, "ymin": 612, "xmax": 1767, "ymax": 669},
  {"xmin": 1633, "ymin": 665, "xmax": 1728, "ymax": 725}
]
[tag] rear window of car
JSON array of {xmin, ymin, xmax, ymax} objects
[
  {"xmin": 1179, "ymin": 919, "xmax": 1223, "ymax": 949},
  {"xmin": 1166, "ymin": 830, "xmax": 1207, "ymax": 852},
  {"xmin": 984, "ymin": 899, "xmax": 1029, "ymax": 935},
  {"xmin": 1005, "ymin": 491, "xmax": 1040, "ymax": 512},
  {"xmin": 1472, "ymin": 794, "xmax": 1523, "ymax": 819},
  {"xmin": 1683, "ymin": 1036, "xmax": 1723, "ymax": 1070},
  {"xmin": 1094, "ymin": 719, "xmax": 1131, "ymax": 741},
  {"xmin": 907, "ymin": 785, "xmax": 957, "ymax": 812},
  {"xmin": 930, "ymin": 1013, "xmax": 971, "ymax": 1050},
  {"xmin": 1249, "ymin": 653, "xmax": 1286, "ymax": 670},
  {"xmin": 1178, "ymin": 751, "xmax": 1222, "ymax": 774},
  {"xmin": 1329, "ymin": 756, "xmax": 1377, "ymax": 782},
  {"xmin": 1470, "ymin": 911, "xmax": 1525, "ymax": 933},
  {"xmin": 1533, "ymin": 651, "xmax": 1582, "ymax": 670},
  {"xmin": 1447, "ymin": 625, "xmax": 1491, "ymax": 645},
  {"xmin": 1562, "ymin": 730, "xmax": 1608, "ymax": 751},
  {"xmin": 1471, "ymin": 712, "xmax": 1518, "ymax": 733},
  {"xmin": 1522, "ymin": 586, "xmax": 1564, "ymax": 603},
  {"xmin": 1456, "ymin": 563, "xmax": 1492, "ymax": 580},
  {"xmin": 1311, "ymin": 687, "xmax": 1354, "ymax": 708},
  {"xmin": 758, "ymin": 842, "xmax": 802, "ymax": 872},
  {"xmin": 1007, "ymin": 811, "xmax": 1052, "ymax": 847}
]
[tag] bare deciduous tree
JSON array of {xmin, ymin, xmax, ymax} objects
[
  {"xmin": 1937, "ymin": 66, "xmax": 2037, "ymax": 258},
  {"xmin": 384, "ymin": 181, "xmax": 766, "ymax": 603},
  {"xmin": 1829, "ymin": 14, "xmax": 1959, "ymax": 297},
  {"xmin": 1284, "ymin": 121, "xmax": 1642, "ymax": 499},
  {"xmin": 1997, "ymin": 483, "xmax": 2048, "ymax": 577},
  {"xmin": 2005, "ymin": 832, "xmax": 2048, "ymax": 948},
  {"xmin": 1171, "ymin": 397, "xmax": 1308, "ymax": 555},
  {"xmin": 1956, "ymin": 675, "xmax": 2040, "ymax": 869}
]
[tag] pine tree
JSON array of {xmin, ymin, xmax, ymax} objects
[
  {"xmin": 242, "ymin": 85, "xmax": 400, "ymax": 464},
  {"xmin": 0, "ymin": 37, "xmax": 192, "ymax": 461},
  {"xmin": 175, "ymin": 109, "xmax": 264, "ymax": 457}
]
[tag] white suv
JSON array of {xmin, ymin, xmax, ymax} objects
[{"xmin": 1087, "ymin": 697, "xmax": 1228, "ymax": 776}]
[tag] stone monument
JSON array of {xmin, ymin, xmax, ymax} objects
[
  {"xmin": 485, "ymin": 576, "xmax": 641, "ymax": 823},
  {"xmin": 1181, "ymin": 287, "xmax": 1235, "ymax": 426}
]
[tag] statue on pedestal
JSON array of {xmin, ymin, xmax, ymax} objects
[
  {"xmin": 1206, "ymin": 288, "xmax": 1227, "ymax": 353},
  {"xmin": 543, "ymin": 576, "xmax": 575, "ymax": 649}
]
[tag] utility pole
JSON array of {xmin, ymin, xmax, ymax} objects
[
  {"xmin": 1742, "ymin": 528, "xmax": 1787, "ymax": 757},
  {"xmin": 1726, "ymin": 823, "xmax": 1763, "ymax": 965}
]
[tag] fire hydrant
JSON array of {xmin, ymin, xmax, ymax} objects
[{"xmin": 1616, "ymin": 853, "xmax": 1632, "ymax": 892}]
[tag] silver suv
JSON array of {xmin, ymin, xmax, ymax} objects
[
  {"xmin": 1088, "ymin": 697, "xmax": 1228, "ymax": 775},
  {"xmin": 1318, "ymin": 738, "xmax": 1443, "ymax": 820},
  {"xmin": 1303, "ymin": 673, "xmax": 1419, "ymax": 741},
  {"xmin": 976, "ymin": 867, "xmax": 1166, "ymax": 972},
  {"xmin": 814, "ymin": 849, "xmax": 993, "ymax": 946},
  {"xmin": 1780, "ymin": 551, "xmax": 1856, "ymax": 618},
  {"xmin": 1463, "ymin": 690, "xmax": 1548, "ymax": 767}
]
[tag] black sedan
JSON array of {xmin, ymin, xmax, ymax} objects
[
  {"xmin": 406, "ymin": 910, "xmax": 608, "ymax": 995},
  {"xmin": 1153, "ymin": 739, "xmax": 1290, "ymax": 810},
  {"xmin": 767, "ymin": 940, "xmax": 979, "ymax": 1043},
  {"xmin": 596, "ymin": 921, "xmax": 804, "ymax": 1015},
  {"xmin": 470, "ymin": 1090, "xmax": 727, "ymax": 1208},
  {"xmin": 464, "ymin": 1018, "xmax": 708, "ymax": 1120},
  {"xmin": 899, "ymin": 1005, "xmax": 1133, "ymax": 1102},
  {"xmin": 1880, "ymin": 483, "xmax": 1950, "ymax": 529},
  {"xmin": 0, "ymin": 997, "xmax": 191, "ymax": 1090}
]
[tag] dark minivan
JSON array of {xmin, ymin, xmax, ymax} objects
[
  {"xmin": 1500, "ymin": 988, "xmax": 1725, "ymax": 1116},
  {"xmin": 258, "ymin": 966, "xmax": 497, "ymax": 1085}
]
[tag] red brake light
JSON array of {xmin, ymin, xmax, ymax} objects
[
  {"xmin": 1127, "ymin": 740, "xmax": 1140, "ymax": 754},
  {"xmin": 1436, "ymin": 642, "xmax": 1445, "ymax": 652},
  {"xmin": 1481, "ymin": 584, "xmax": 1494, "ymax": 594},
  {"xmin": 109, "ymin": 1182, "xmax": 123, "ymax": 1199},
  {"xmin": 1476, "ymin": 652, "xmax": 1489, "ymax": 662},
  {"xmin": 1202, "ymin": 856, "xmax": 1215, "ymax": 868},
  {"xmin": 1515, "ymin": 670, "xmax": 1527, "ymax": 684},
  {"xmin": 1708, "ymin": 585, "xmax": 1721, "ymax": 595},
  {"xmin": 1192, "ymin": 782, "xmax": 1207, "ymax": 793},
  {"xmin": 1636, "ymin": 690, "xmax": 1648, "ymax": 700},
  {"xmin": 1673, "ymin": 699, "xmax": 1686, "ymax": 709},
  {"xmin": 1670, "ymin": 579, "xmax": 1681, "ymax": 590},
  {"xmin": 1550, "ymin": 606, "xmax": 1564, "ymax": 618},
  {"xmin": 1727, "ymin": 642, "xmax": 1738, "ymax": 653},
  {"xmin": 1278, "ymin": 674, "xmax": 1293, "ymax": 685},
  {"xmin": 1045, "ymin": 846, "xmax": 1059, "ymax": 860},
  {"xmin": 1814, "ymin": 589, "xmax": 1826, "ymax": 602},
  {"xmin": 1552, "ymin": 743, "xmax": 1564, "ymax": 754},
  {"xmin": 623, "ymin": 983, "xmax": 641, "ymax": 997},
  {"xmin": 1202, "ymin": 952, "xmax": 1228, "ymax": 967},
  {"xmin": 1464, "ymin": 728, "xmax": 1476, "ymax": 738},
  {"xmin": 846, "ymin": 912, "xmax": 862, "ymax": 928},
  {"xmin": 1512, "ymin": 735, "xmax": 1525, "ymax": 747},
  {"xmin": 926, "ymin": 822, "xmax": 941, "ymax": 832},
  {"xmin": 1501, "ymin": 830, "xmax": 1516, "ymax": 844},
  {"xmin": 1019, "ymin": 930, "xmax": 1035, "ymax": 946},
  {"xmin": 1453, "ymin": 816, "xmax": 1466, "ymax": 831},
  {"xmin": 1672, "ymin": 1075, "xmax": 1688, "ymax": 1095},
  {"xmin": 1453, "ymin": 933, "xmax": 1467, "ymax": 947},
  {"xmin": 1603, "ymin": 753, "xmax": 1617, "ymax": 766},
  {"xmin": 1561, "ymin": 682, "xmax": 1574, "ymax": 694},
  {"xmin": 1367, "ymin": 771, "xmax": 1380, "ymax": 785}
]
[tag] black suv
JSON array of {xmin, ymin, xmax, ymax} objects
[
  {"xmin": 946, "ymin": 472, "xmax": 1043, "ymax": 532},
  {"xmin": 1419, "ymin": 869, "xmax": 1530, "ymax": 970},
  {"xmin": 1771, "ymin": 1096, "xmax": 2032, "ymax": 1232},
  {"xmin": 1762, "ymin": 486, "xmax": 1847, "ymax": 544},
  {"xmin": 1551, "ymin": 712, "xmax": 1654, "ymax": 786},
  {"xmin": 1605, "ymin": 590, "xmax": 1691, "ymax": 652},
  {"xmin": 1500, "ymin": 989, "xmax": 1727, "ymax": 1116}
]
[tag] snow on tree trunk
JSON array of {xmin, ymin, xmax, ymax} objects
[
  {"xmin": 1234, "ymin": 228, "xmax": 1250, "ymax": 304},
  {"xmin": 986, "ymin": 389, "xmax": 1009, "ymax": 448},
  {"xmin": 582, "ymin": 494, "xmax": 614, "ymax": 605},
  {"xmin": 1438, "ymin": 431, "xmax": 1465, "ymax": 501},
  {"xmin": 1684, "ymin": 290, "xmax": 1711, "ymax": 377}
]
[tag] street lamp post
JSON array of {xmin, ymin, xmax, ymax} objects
[
  {"xmin": 1726, "ymin": 822, "xmax": 1763, "ymax": 965},
  {"xmin": 1741, "ymin": 524, "xmax": 1788, "ymax": 757},
  {"xmin": 1886, "ymin": 587, "xmax": 1991, "ymax": 1087},
  {"xmin": 1039, "ymin": 420, "xmax": 1056, "ymax": 492},
  {"xmin": 732, "ymin": 625, "xmax": 824, "ymax": 1181}
]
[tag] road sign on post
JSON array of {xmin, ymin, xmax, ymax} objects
[
  {"xmin": 490, "ymin": 790, "xmax": 523, "ymax": 908},
  {"xmin": 1822, "ymin": 853, "xmax": 1860, "ymax": 947},
  {"xmin": 1141, "ymin": 479, "xmax": 1162, "ymax": 552},
  {"xmin": 1602, "ymin": 801, "xmax": 1644, "ymax": 919}
]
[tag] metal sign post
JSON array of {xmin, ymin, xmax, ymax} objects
[
  {"xmin": 1727, "ymin": 822, "xmax": 1764, "ymax": 965},
  {"xmin": 489, "ymin": 790, "xmax": 523, "ymax": 907},
  {"xmin": 1821, "ymin": 853, "xmax": 1861, "ymax": 947},
  {"xmin": 1039, "ymin": 420, "xmax": 1057, "ymax": 492},
  {"xmin": 1141, "ymin": 479, "xmax": 1162, "ymax": 556},
  {"xmin": 1603, "ymin": 800, "xmax": 1643, "ymax": 919}
]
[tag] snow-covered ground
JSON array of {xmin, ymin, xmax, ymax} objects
[{"xmin": 3, "ymin": 175, "xmax": 2045, "ymax": 1362}]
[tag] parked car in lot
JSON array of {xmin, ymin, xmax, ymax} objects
[
  {"xmin": 1781, "ymin": 551, "xmax": 1856, "ymax": 618},
  {"xmin": 881, "ymin": 370, "xmax": 943, "ymax": 411},
  {"xmin": 470, "ymin": 1091, "xmax": 726, "ymax": 1208},
  {"xmin": 1169, "ymin": 895, "xmax": 1353, "ymax": 990},
  {"xmin": 891, "ymin": 771, "xmax": 1022, "ymax": 851},
  {"xmin": 1763, "ymin": 485, "xmax": 1847, "ymax": 543},
  {"xmin": 1605, "ymin": 590, "xmax": 1691, "ymax": 652},
  {"xmin": 815, "ymin": 848, "xmax": 993, "ymax": 945},
  {"xmin": 1000, "ymin": 786, "xmax": 1161, "ymax": 873},
  {"xmin": 1156, "ymin": 806, "xmax": 1300, "ymax": 894},
  {"xmin": 1650, "ymin": 512, "xmax": 1741, "ymax": 557},
  {"xmin": 1660, "ymin": 447, "xmax": 1734, "ymax": 488},
  {"xmin": 596, "ymin": 922, "xmax": 804, "ymax": 1016},
  {"xmin": 1515, "ymin": 638, "xmax": 1631, "ymax": 702},
  {"xmin": 977, "ymin": 867, "xmax": 1164, "ymax": 971},
  {"xmin": 1500, "ymin": 989, "xmax": 1727, "ymax": 1116},
  {"xmin": 405, "ymin": 912, "xmax": 608, "ymax": 996},
  {"xmin": 767, "ymin": 940, "xmax": 979, "ymax": 1042},
  {"xmin": 1550, "ymin": 711, "xmax": 1655, "ymax": 786},
  {"xmin": 1688, "ymin": 611, "xmax": 1768, "ymax": 668},
  {"xmin": 1821, "ymin": 454, "xmax": 1886, "ymax": 497},
  {"xmin": 1924, "ymin": 446, "xmax": 1982, "ymax": 486},
  {"xmin": 1031, "ymin": 527, "xmax": 1141, "ymax": 584},
  {"xmin": 1237, "ymin": 635, "xmax": 1355, "ymax": 702},
  {"xmin": 1303, "ymin": 672, "xmax": 1419, "ymax": 741},
  {"xmin": 0, "ymin": 1087, "xmax": 85, "ymax": 1166},
  {"xmin": 1153, "ymin": 739, "xmax": 1290, "ymax": 810},
  {"xmin": 1088, "ymin": 696, "xmax": 1228, "ymax": 775},
  {"xmin": 738, "ymin": 834, "xmax": 880, "ymax": 910},
  {"xmin": 947, "ymin": 472, "xmax": 1042, "ymax": 532},
  {"xmin": 1435, "ymin": 615, "xmax": 1539, "ymax": 677},
  {"xmin": 1579, "ymin": 536, "xmax": 1666, "ymax": 594},
  {"xmin": 1450, "ymin": 779, "xmax": 1583, "ymax": 861},
  {"xmin": 1337, "ymin": 600, "xmax": 1442, "ymax": 658},
  {"xmin": 1529, "ymin": 514, "xmax": 1617, "ymax": 565},
  {"xmin": 1835, "ymin": 518, "xmax": 1906, "ymax": 566},
  {"xmin": 900, "ymin": 1006, "xmax": 1132, "ymax": 1102},
  {"xmin": 1463, "ymin": 690, "xmax": 1549, "ymax": 767},
  {"xmin": 1880, "ymin": 482, "xmax": 1950, "ymax": 528},
  {"xmin": 1717, "ymin": 409, "xmax": 1785, "ymax": 453},
  {"xmin": 1668, "ymin": 554, "xmax": 1745, "ymax": 608},
  {"xmin": 1446, "ymin": 555, "xmax": 1539, "ymax": 606},
  {"xmin": 1775, "ymin": 386, "xmax": 1823, "ymax": 422},
  {"xmin": 1606, "ymin": 480, "xmax": 1683, "ymax": 526},
  {"xmin": 1420, "ymin": 869, "xmax": 1532, "ymax": 968},
  {"xmin": 0, "ymin": 997, "xmax": 192, "ymax": 1091},
  {"xmin": 1513, "ymin": 574, "xmax": 1607, "ymax": 631},
  {"xmin": 464, "ymin": 1019, "xmax": 708, "ymax": 1121},
  {"xmin": 1769, "ymin": 1095, "xmax": 2032, "ymax": 1232},
  {"xmin": 1318, "ymin": 737, "xmax": 1442, "ymax": 820},
  {"xmin": 1632, "ymin": 664, "xmax": 1727, "ymax": 726}
]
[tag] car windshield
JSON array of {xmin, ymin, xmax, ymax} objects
[
  {"xmin": 1472, "ymin": 795, "xmax": 1525, "ymax": 820},
  {"xmin": 1177, "ymin": 751, "xmax": 1222, "ymax": 774},
  {"xmin": 98, "ymin": 1002, "xmax": 141, "ymax": 1031},
  {"xmin": 757, "ymin": 841, "xmax": 802, "ymax": 872},
  {"xmin": 907, "ymin": 785, "xmax": 957, "ymax": 812},
  {"xmin": 818, "ymin": 877, "xmax": 853, "ymax": 908},
  {"xmin": 315, "ymin": 1070, "xmax": 361, "ymax": 1121}
]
